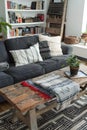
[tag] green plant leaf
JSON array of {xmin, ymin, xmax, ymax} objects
[
  {"xmin": 0, "ymin": 17, "xmax": 12, "ymax": 34},
  {"xmin": 66, "ymin": 55, "xmax": 80, "ymax": 67}
]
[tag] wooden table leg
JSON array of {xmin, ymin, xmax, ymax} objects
[
  {"xmin": 27, "ymin": 108, "xmax": 38, "ymax": 130},
  {"xmin": 80, "ymin": 84, "xmax": 86, "ymax": 91},
  {"xmin": 11, "ymin": 108, "xmax": 18, "ymax": 123},
  {"xmin": 11, "ymin": 108, "xmax": 38, "ymax": 130}
]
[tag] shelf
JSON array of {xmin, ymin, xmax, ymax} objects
[
  {"xmin": 11, "ymin": 22, "xmax": 45, "ymax": 27},
  {"xmin": 7, "ymin": 9, "xmax": 45, "ymax": 12}
]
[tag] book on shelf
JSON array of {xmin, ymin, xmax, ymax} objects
[
  {"xmin": 31, "ymin": 1, "xmax": 43, "ymax": 10},
  {"xmin": 31, "ymin": 2, "xmax": 37, "ymax": 9},
  {"xmin": 9, "ymin": 26, "xmax": 44, "ymax": 37},
  {"xmin": 36, "ymin": 1, "xmax": 42, "ymax": 10},
  {"xmin": 8, "ymin": 12, "xmax": 16, "ymax": 23},
  {"xmin": 9, "ymin": 29, "xmax": 15, "ymax": 37},
  {"xmin": 7, "ymin": 1, "xmax": 10, "ymax": 9}
]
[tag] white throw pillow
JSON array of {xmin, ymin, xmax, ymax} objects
[
  {"xmin": 39, "ymin": 34, "xmax": 63, "ymax": 56},
  {"xmin": 10, "ymin": 49, "xmax": 28, "ymax": 66},
  {"xmin": 10, "ymin": 43, "xmax": 43, "ymax": 66},
  {"xmin": 25, "ymin": 43, "xmax": 43, "ymax": 63}
]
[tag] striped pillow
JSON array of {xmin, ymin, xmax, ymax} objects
[
  {"xmin": 25, "ymin": 43, "xmax": 43, "ymax": 63},
  {"xmin": 10, "ymin": 43, "xmax": 43, "ymax": 66},
  {"xmin": 10, "ymin": 49, "xmax": 28, "ymax": 66},
  {"xmin": 39, "ymin": 34, "xmax": 63, "ymax": 56}
]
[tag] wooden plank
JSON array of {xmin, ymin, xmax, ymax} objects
[
  {"xmin": 60, "ymin": 0, "xmax": 68, "ymax": 38},
  {"xmin": 0, "ymin": 83, "xmax": 47, "ymax": 112},
  {"xmin": 28, "ymin": 109, "xmax": 38, "ymax": 130}
]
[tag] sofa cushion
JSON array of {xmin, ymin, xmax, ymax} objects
[
  {"xmin": 39, "ymin": 41, "xmax": 51, "ymax": 60},
  {"xmin": 37, "ymin": 55, "xmax": 69, "ymax": 73},
  {"xmin": 5, "ymin": 64, "xmax": 45, "ymax": 83},
  {"xmin": 51, "ymin": 55, "xmax": 70, "ymax": 69},
  {"xmin": 0, "ymin": 62, "xmax": 9, "ymax": 72},
  {"xmin": 5, "ymin": 35, "xmax": 39, "ymax": 50},
  {"xmin": 39, "ymin": 34, "xmax": 63, "ymax": 56},
  {"xmin": 10, "ymin": 43, "xmax": 43, "ymax": 66},
  {"xmin": 10, "ymin": 49, "xmax": 29, "ymax": 66},
  {"xmin": 0, "ymin": 41, "xmax": 9, "ymax": 62},
  {"xmin": 4, "ymin": 35, "xmax": 39, "ymax": 63},
  {"xmin": 37, "ymin": 59, "xmax": 58, "ymax": 73},
  {"xmin": 25, "ymin": 43, "xmax": 43, "ymax": 63},
  {"xmin": 0, "ymin": 72, "xmax": 14, "ymax": 102},
  {"xmin": 0, "ymin": 72, "xmax": 14, "ymax": 88}
]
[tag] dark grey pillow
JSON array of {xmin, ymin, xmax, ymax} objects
[
  {"xmin": 0, "ymin": 62, "xmax": 9, "ymax": 72},
  {"xmin": 39, "ymin": 41, "xmax": 51, "ymax": 60}
]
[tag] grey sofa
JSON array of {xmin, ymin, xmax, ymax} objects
[{"xmin": 0, "ymin": 35, "xmax": 72, "ymax": 102}]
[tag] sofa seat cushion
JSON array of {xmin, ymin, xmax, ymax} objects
[
  {"xmin": 37, "ymin": 59, "xmax": 58, "ymax": 73},
  {"xmin": 5, "ymin": 64, "xmax": 45, "ymax": 83},
  {"xmin": 51, "ymin": 55, "xmax": 70, "ymax": 69},
  {"xmin": 37, "ymin": 55, "xmax": 69, "ymax": 73},
  {"xmin": 0, "ymin": 72, "xmax": 14, "ymax": 88},
  {"xmin": 4, "ymin": 35, "xmax": 39, "ymax": 63}
]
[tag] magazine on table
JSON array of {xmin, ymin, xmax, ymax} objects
[{"xmin": 64, "ymin": 70, "xmax": 87, "ymax": 79}]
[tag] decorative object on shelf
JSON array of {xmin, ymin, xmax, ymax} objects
[
  {"xmin": 0, "ymin": 17, "xmax": 11, "ymax": 39},
  {"xmin": 66, "ymin": 55, "xmax": 80, "ymax": 76},
  {"xmin": 64, "ymin": 36, "xmax": 80, "ymax": 44},
  {"xmin": 81, "ymin": 33, "xmax": 87, "ymax": 45}
]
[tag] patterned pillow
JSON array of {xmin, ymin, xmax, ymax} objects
[
  {"xmin": 25, "ymin": 43, "xmax": 43, "ymax": 63},
  {"xmin": 39, "ymin": 41, "xmax": 51, "ymax": 60},
  {"xmin": 39, "ymin": 34, "xmax": 63, "ymax": 56},
  {"xmin": 10, "ymin": 49, "xmax": 29, "ymax": 66},
  {"xmin": 10, "ymin": 43, "xmax": 43, "ymax": 66}
]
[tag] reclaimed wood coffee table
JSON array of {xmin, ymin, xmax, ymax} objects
[
  {"xmin": 0, "ymin": 63, "xmax": 87, "ymax": 130},
  {"xmin": 0, "ymin": 83, "xmax": 57, "ymax": 130}
]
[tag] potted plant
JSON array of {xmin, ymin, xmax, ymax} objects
[
  {"xmin": 67, "ymin": 55, "xmax": 80, "ymax": 76},
  {"xmin": 0, "ymin": 17, "xmax": 12, "ymax": 39}
]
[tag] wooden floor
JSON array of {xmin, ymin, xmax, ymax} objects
[{"xmin": 0, "ymin": 60, "xmax": 87, "ymax": 113}]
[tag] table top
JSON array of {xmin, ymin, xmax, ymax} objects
[
  {"xmin": 0, "ymin": 84, "xmax": 48, "ymax": 113},
  {"xmin": 0, "ymin": 63, "xmax": 87, "ymax": 113},
  {"xmin": 61, "ymin": 63, "xmax": 87, "ymax": 85},
  {"xmin": 32, "ymin": 63, "xmax": 87, "ymax": 85}
]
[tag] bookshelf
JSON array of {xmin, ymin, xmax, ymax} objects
[{"xmin": 0, "ymin": 0, "xmax": 47, "ymax": 38}]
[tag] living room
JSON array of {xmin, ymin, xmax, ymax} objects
[{"xmin": 0, "ymin": 0, "xmax": 87, "ymax": 130}]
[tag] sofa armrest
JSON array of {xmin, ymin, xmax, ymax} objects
[{"xmin": 61, "ymin": 42, "xmax": 73, "ymax": 55}]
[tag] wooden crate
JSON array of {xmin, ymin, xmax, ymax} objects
[
  {"xmin": 47, "ymin": 16, "xmax": 62, "ymax": 24},
  {"xmin": 46, "ymin": 27, "xmax": 60, "ymax": 35}
]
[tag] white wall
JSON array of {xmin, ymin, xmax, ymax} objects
[
  {"xmin": 82, "ymin": 0, "xmax": 87, "ymax": 33},
  {"xmin": 65, "ymin": 0, "xmax": 87, "ymax": 37}
]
